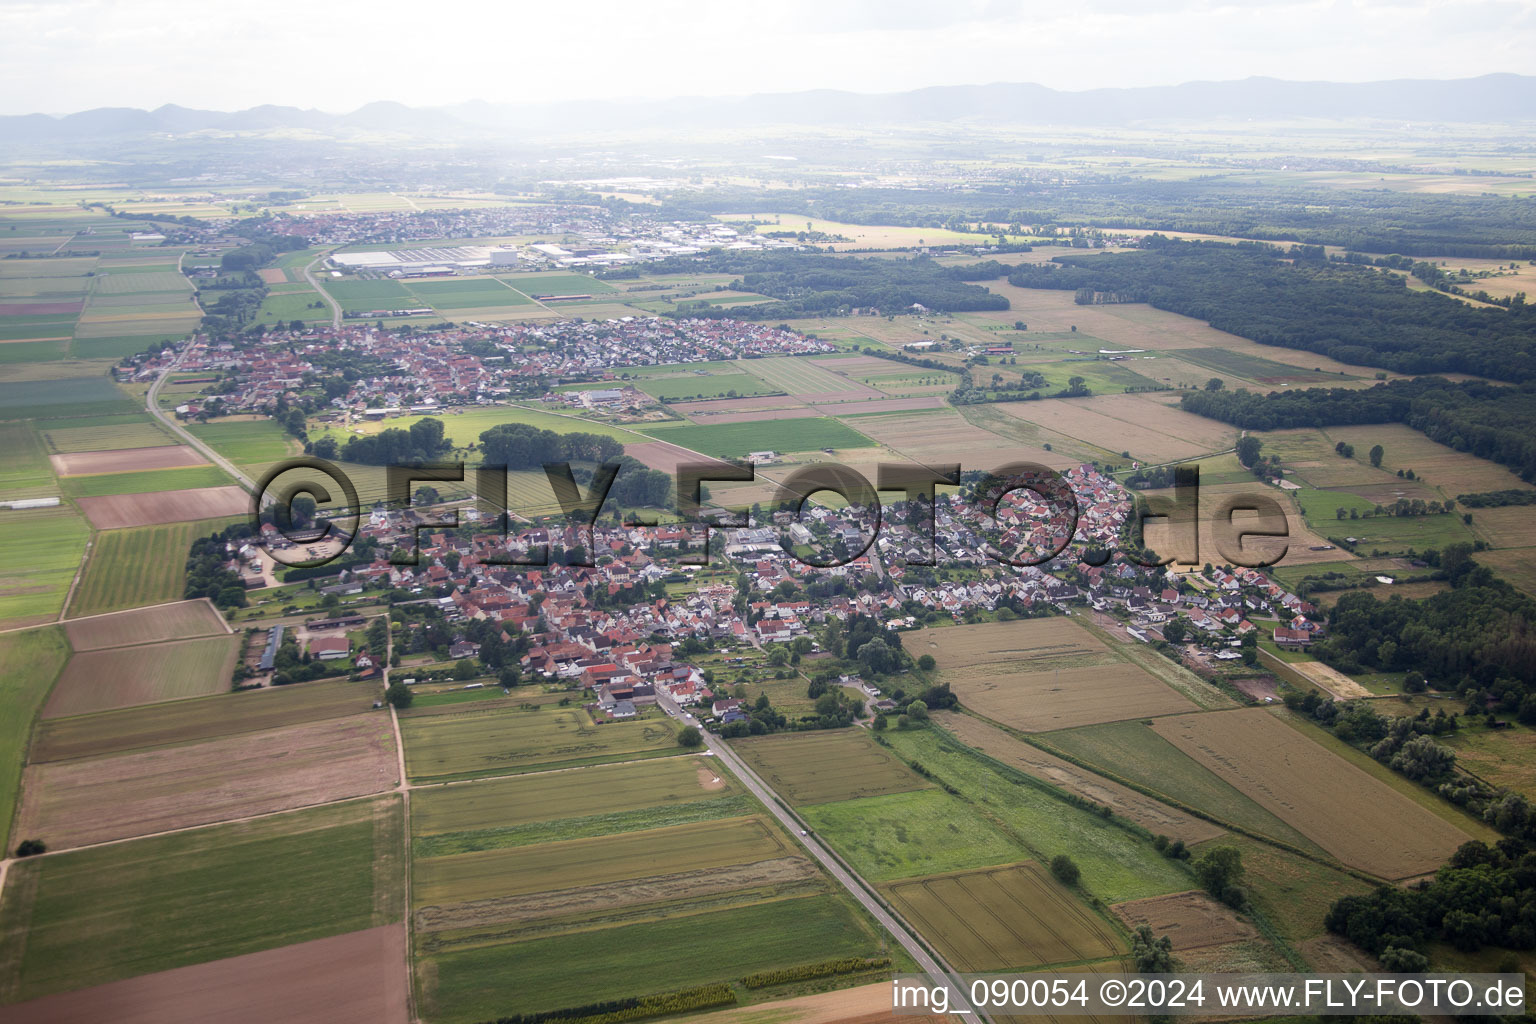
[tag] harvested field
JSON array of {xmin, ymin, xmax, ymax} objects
[
  {"xmin": 1326, "ymin": 423, "xmax": 1533, "ymax": 496},
  {"xmin": 0, "ymin": 924, "xmax": 408, "ymax": 1024},
  {"xmin": 15, "ymin": 715, "xmax": 397, "ymax": 848},
  {"xmin": 43, "ymin": 634, "xmax": 240, "ymax": 718},
  {"xmin": 679, "ymin": 405, "xmax": 822, "ymax": 425},
  {"xmin": 64, "ymin": 598, "xmax": 227, "ymax": 650},
  {"xmin": 1140, "ymin": 479, "xmax": 1343, "ymax": 568},
  {"xmin": 809, "ymin": 396, "xmax": 948, "ymax": 416},
  {"xmin": 622, "ymin": 440, "xmax": 707, "ymax": 475},
  {"xmin": 743, "ymin": 357, "xmax": 883, "ymax": 401},
  {"xmin": 682, "ymin": 981, "xmax": 949, "ymax": 1024},
  {"xmin": 852, "ymin": 409, "xmax": 1023, "ymax": 467},
  {"xmin": 993, "ymin": 394, "xmax": 1235, "ymax": 463},
  {"xmin": 414, "ymin": 815, "xmax": 791, "ymax": 906},
  {"xmin": 914, "ymin": 618, "xmax": 1109, "ymax": 672},
  {"xmin": 75, "ymin": 484, "xmax": 248, "ymax": 529},
  {"xmin": 31, "ymin": 679, "xmax": 376, "ymax": 762},
  {"xmin": 1151, "ymin": 709, "xmax": 1472, "ymax": 878},
  {"xmin": 49, "ymin": 444, "xmax": 206, "ymax": 476},
  {"xmin": 731, "ymin": 730, "xmax": 931, "ymax": 805},
  {"xmin": 884, "ymin": 862, "xmax": 1123, "ymax": 970},
  {"xmin": 668, "ymin": 394, "xmax": 806, "ymax": 418},
  {"xmin": 1262, "ymin": 651, "xmax": 1371, "ymax": 700},
  {"xmin": 412, "ymin": 755, "xmax": 730, "ymax": 836},
  {"xmin": 257, "ymin": 267, "xmax": 288, "ymax": 284},
  {"xmin": 955, "ymin": 663, "xmax": 1196, "ymax": 732},
  {"xmin": 400, "ymin": 704, "xmax": 679, "ymax": 781},
  {"xmin": 1110, "ymin": 890, "xmax": 1258, "ymax": 950},
  {"xmin": 933, "ymin": 712, "xmax": 1222, "ymax": 843}
]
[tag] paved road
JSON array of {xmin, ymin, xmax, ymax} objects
[
  {"xmin": 304, "ymin": 253, "xmax": 343, "ymax": 328},
  {"xmin": 145, "ymin": 345, "xmax": 259, "ymax": 496},
  {"xmin": 655, "ymin": 693, "xmax": 980, "ymax": 1021}
]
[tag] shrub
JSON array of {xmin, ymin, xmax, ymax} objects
[
  {"xmin": 1050, "ymin": 854, "xmax": 1081, "ymax": 886},
  {"xmin": 14, "ymin": 838, "xmax": 45, "ymax": 857}
]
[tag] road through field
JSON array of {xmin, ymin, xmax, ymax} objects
[
  {"xmin": 304, "ymin": 252, "xmax": 343, "ymax": 329},
  {"xmin": 145, "ymin": 345, "xmax": 258, "ymax": 497},
  {"xmin": 654, "ymin": 690, "xmax": 983, "ymax": 1022}
]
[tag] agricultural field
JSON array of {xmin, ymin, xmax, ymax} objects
[
  {"xmin": 912, "ymin": 618, "xmax": 1112, "ymax": 671},
  {"xmin": 399, "ymin": 703, "xmax": 680, "ymax": 781},
  {"xmin": 993, "ymin": 394, "xmax": 1236, "ymax": 464},
  {"xmin": 184, "ymin": 419, "xmax": 298, "ymax": 465},
  {"xmin": 1040, "ymin": 719, "xmax": 1324, "ymax": 853},
  {"xmin": 0, "ymin": 797, "xmax": 404, "ymax": 1004},
  {"xmin": 63, "ymin": 598, "xmax": 227, "ymax": 649},
  {"xmin": 1151, "ymin": 709, "xmax": 1474, "ymax": 878},
  {"xmin": 800, "ymin": 787, "xmax": 1026, "ymax": 882},
  {"xmin": 74, "ymin": 484, "xmax": 248, "ymax": 529},
  {"xmin": 0, "ymin": 505, "xmax": 89, "ymax": 626},
  {"xmin": 15, "ymin": 715, "xmax": 396, "ymax": 848},
  {"xmin": 884, "ymin": 862, "xmax": 1123, "ymax": 970},
  {"xmin": 645, "ymin": 417, "xmax": 878, "ymax": 459},
  {"xmin": 952, "ymin": 663, "xmax": 1195, "ymax": 733},
  {"xmin": 0, "ymin": 377, "xmax": 137, "ymax": 420},
  {"xmin": 0, "ymin": 420, "xmax": 56, "ymax": 496},
  {"xmin": 636, "ymin": 372, "xmax": 781, "ymax": 402},
  {"xmin": 68, "ymin": 519, "xmax": 236, "ymax": 617},
  {"xmin": 880, "ymin": 727, "xmax": 1194, "ymax": 903},
  {"xmin": 1111, "ymin": 890, "xmax": 1258, "ymax": 952},
  {"xmin": 933, "ymin": 712, "xmax": 1222, "ymax": 843},
  {"xmin": 42, "ymin": 634, "xmax": 240, "ymax": 718},
  {"xmin": 62, "ymin": 465, "xmax": 232, "ymax": 498},
  {"xmin": 730, "ymin": 730, "xmax": 932, "ymax": 805},
  {"xmin": 30, "ymin": 679, "xmax": 377, "ymax": 763},
  {"xmin": 743, "ymin": 357, "xmax": 881, "ymax": 402},
  {"xmin": 0, "ymin": 925, "xmax": 409, "ymax": 1024},
  {"xmin": 48, "ymin": 443, "xmax": 206, "ymax": 476},
  {"xmin": 0, "ymin": 627, "xmax": 70, "ymax": 850}
]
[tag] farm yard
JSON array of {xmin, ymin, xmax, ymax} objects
[
  {"xmin": 14, "ymin": 715, "xmax": 397, "ymax": 848},
  {"xmin": 1150, "ymin": 709, "xmax": 1474, "ymax": 879},
  {"xmin": 884, "ymin": 862, "xmax": 1123, "ymax": 970},
  {"xmin": 42, "ymin": 634, "xmax": 240, "ymax": 718}
]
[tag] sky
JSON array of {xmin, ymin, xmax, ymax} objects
[{"xmin": 1, "ymin": 0, "xmax": 1532, "ymax": 115}]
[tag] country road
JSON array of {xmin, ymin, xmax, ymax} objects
[
  {"xmin": 304, "ymin": 252, "xmax": 342, "ymax": 328},
  {"xmin": 655, "ymin": 692, "xmax": 981, "ymax": 1021},
  {"xmin": 145, "ymin": 345, "xmax": 259, "ymax": 496}
]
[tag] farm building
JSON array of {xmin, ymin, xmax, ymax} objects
[
  {"xmin": 258, "ymin": 625, "xmax": 284, "ymax": 672},
  {"xmin": 309, "ymin": 637, "xmax": 350, "ymax": 661}
]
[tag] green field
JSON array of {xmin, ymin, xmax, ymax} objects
[
  {"xmin": 1290, "ymin": 485, "xmax": 1476, "ymax": 553},
  {"xmin": 406, "ymin": 279, "xmax": 532, "ymax": 309},
  {"xmin": 0, "ymin": 378, "xmax": 136, "ymax": 421},
  {"xmin": 310, "ymin": 405, "xmax": 643, "ymax": 452},
  {"xmin": 1202, "ymin": 834, "xmax": 1372, "ymax": 943},
  {"xmin": 0, "ymin": 421, "xmax": 54, "ymax": 497},
  {"xmin": 419, "ymin": 894, "xmax": 886, "ymax": 1024},
  {"xmin": 400, "ymin": 705, "xmax": 681, "ymax": 782},
  {"xmin": 40, "ymin": 415, "xmax": 175, "ymax": 453},
  {"xmin": 69, "ymin": 519, "xmax": 236, "ymax": 617},
  {"xmin": 501, "ymin": 273, "xmax": 617, "ymax": 296},
  {"xmin": 46, "ymin": 634, "xmax": 240, "ymax": 718},
  {"xmin": 646, "ymin": 418, "xmax": 875, "ymax": 458},
  {"xmin": 60, "ymin": 464, "xmax": 232, "ymax": 498},
  {"xmin": 0, "ymin": 506, "xmax": 89, "ymax": 626},
  {"xmin": 800, "ymin": 787, "xmax": 1026, "ymax": 882},
  {"xmin": 636, "ymin": 372, "xmax": 781, "ymax": 402},
  {"xmin": 185, "ymin": 419, "xmax": 297, "ymax": 464},
  {"xmin": 731, "ymin": 730, "xmax": 931, "ymax": 805},
  {"xmin": 0, "ymin": 797, "xmax": 404, "ymax": 1003},
  {"xmin": 1041, "ymin": 720, "xmax": 1326, "ymax": 855},
  {"xmin": 0, "ymin": 627, "xmax": 69, "ymax": 851},
  {"xmin": 880, "ymin": 728, "xmax": 1194, "ymax": 903}
]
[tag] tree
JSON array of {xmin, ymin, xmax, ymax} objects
[
  {"xmin": 14, "ymin": 838, "xmax": 45, "ymax": 857},
  {"xmin": 1193, "ymin": 846, "xmax": 1246, "ymax": 908},
  {"xmin": 1205, "ymin": 377, "xmax": 1225, "ymax": 391},
  {"xmin": 1161, "ymin": 618, "xmax": 1187, "ymax": 643},
  {"xmin": 1131, "ymin": 925, "xmax": 1175, "ymax": 973},
  {"xmin": 678, "ymin": 725, "xmax": 704, "ymax": 748},
  {"xmin": 1235, "ymin": 435, "xmax": 1263, "ymax": 468},
  {"xmin": 1050, "ymin": 854, "xmax": 1081, "ymax": 886},
  {"xmin": 451, "ymin": 658, "xmax": 479, "ymax": 681},
  {"xmin": 906, "ymin": 699, "xmax": 929, "ymax": 723},
  {"xmin": 856, "ymin": 638, "xmax": 897, "ymax": 677},
  {"xmin": 1369, "ymin": 444, "xmax": 1385, "ymax": 468},
  {"xmin": 767, "ymin": 646, "xmax": 789, "ymax": 667},
  {"xmin": 385, "ymin": 681, "xmax": 413, "ymax": 709},
  {"xmin": 1379, "ymin": 946, "xmax": 1428, "ymax": 972},
  {"xmin": 872, "ymin": 713, "xmax": 889, "ymax": 732},
  {"xmin": 917, "ymin": 654, "xmax": 936, "ymax": 672}
]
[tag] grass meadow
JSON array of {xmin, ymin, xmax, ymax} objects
[{"xmin": 0, "ymin": 627, "xmax": 70, "ymax": 852}]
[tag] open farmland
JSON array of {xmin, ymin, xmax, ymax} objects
[
  {"xmin": 0, "ymin": 924, "xmax": 409, "ymax": 1024},
  {"xmin": 400, "ymin": 704, "xmax": 680, "ymax": 781},
  {"xmin": 743, "ymin": 357, "xmax": 882, "ymax": 402},
  {"xmin": 1139, "ymin": 479, "xmax": 1344, "ymax": 567},
  {"xmin": 645, "ymin": 417, "xmax": 875, "ymax": 458},
  {"xmin": 414, "ymin": 815, "xmax": 793, "ymax": 907},
  {"xmin": 0, "ymin": 627, "xmax": 70, "ymax": 851},
  {"xmin": 636, "ymin": 371, "xmax": 781, "ymax": 401},
  {"xmin": 15, "ymin": 715, "xmax": 397, "ymax": 848},
  {"xmin": 933, "ymin": 712, "xmax": 1222, "ymax": 843},
  {"xmin": 0, "ymin": 421, "xmax": 56, "ymax": 496},
  {"xmin": 31, "ymin": 679, "xmax": 377, "ymax": 762},
  {"xmin": 68, "ymin": 520, "xmax": 235, "ymax": 617},
  {"xmin": 74, "ymin": 484, "xmax": 248, "ymax": 529},
  {"xmin": 49, "ymin": 444, "xmax": 207, "ymax": 476},
  {"xmin": 0, "ymin": 797, "xmax": 404, "ymax": 1003},
  {"xmin": 0, "ymin": 505, "xmax": 89, "ymax": 626},
  {"xmin": 1151, "ymin": 709, "xmax": 1473, "ymax": 878},
  {"xmin": 1111, "ymin": 890, "xmax": 1258, "ymax": 951},
  {"xmin": 953, "ymin": 663, "xmax": 1195, "ymax": 732},
  {"xmin": 42, "ymin": 634, "xmax": 240, "ymax": 718},
  {"xmin": 993, "ymin": 394, "xmax": 1236, "ymax": 463},
  {"xmin": 848, "ymin": 409, "xmax": 1018, "ymax": 466},
  {"xmin": 884, "ymin": 862, "xmax": 1123, "ymax": 970},
  {"xmin": 913, "ymin": 618, "xmax": 1112, "ymax": 671},
  {"xmin": 730, "ymin": 730, "xmax": 932, "ymax": 805},
  {"xmin": 800, "ymin": 788, "xmax": 1026, "ymax": 881},
  {"xmin": 411, "ymin": 755, "xmax": 732, "ymax": 838},
  {"xmin": 63, "ymin": 598, "xmax": 227, "ymax": 649}
]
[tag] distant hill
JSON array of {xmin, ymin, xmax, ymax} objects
[{"xmin": 3, "ymin": 74, "xmax": 1534, "ymax": 143}]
